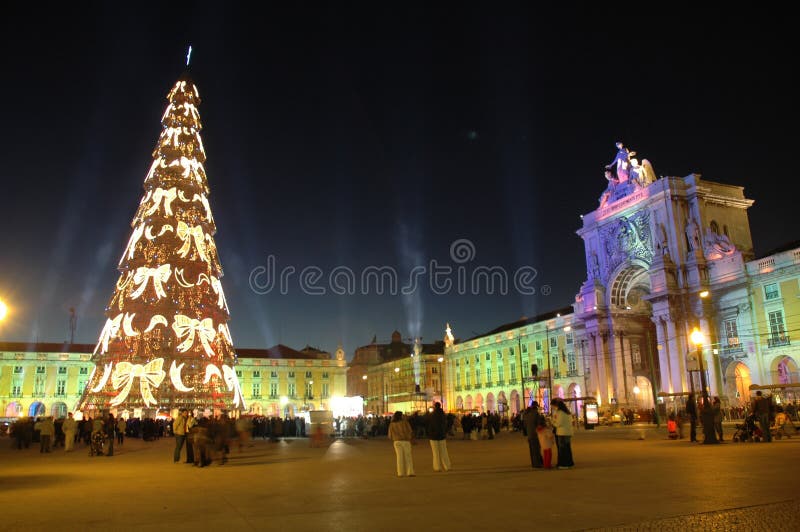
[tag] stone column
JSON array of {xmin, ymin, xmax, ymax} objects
[
  {"xmin": 667, "ymin": 319, "xmax": 688, "ymax": 393},
  {"xmin": 698, "ymin": 317, "xmax": 721, "ymax": 397},
  {"xmin": 654, "ymin": 317, "xmax": 673, "ymax": 394}
]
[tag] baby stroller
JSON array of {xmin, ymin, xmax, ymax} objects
[
  {"xmin": 89, "ymin": 430, "xmax": 105, "ymax": 456},
  {"xmin": 732, "ymin": 414, "xmax": 763, "ymax": 443}
]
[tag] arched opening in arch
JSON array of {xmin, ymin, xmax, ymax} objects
[
  {"xmin": 773, "ymin": 356, "xmax": 799, "ymax": 384},
  {"xmin": 554, "ymin": 385, "xmax": 564, "ymax": 400},
  {"xmin": 486, "ymin": 392, "xmax": 495, "ymax": 413},
  {"xmin": 497, "ymin": 391, "xmax": 508, "ymax": 416},
  {"xmin": 51, "ymin": 402, "xmax": 68, "ymax": 418},
  {"xmin": 474, "ymin": 393, "xmax": 484, "ymax": 413},
  {"xmin": 29, "ymin": 401, "xmax": 45, "ymax": 417},
  {"xmin": 456, "ymin": 396, "xmax": 464, "ymax": 411},
  {"xmin": 609, "ymin": 265, "xmax": 650, "ymax": 312},
  {"xmin": 509, "ymin": 390, "xmax": 520, "ymax": 415},
  {"xmin": 632, "ymin": 376, "xmax": 653, "ymax": 412},
  {"xmin": 568, "ymin": 383, "xmax": 582, "ymax": 415},
  {"xmin": 5, "ymin": 401, "xmax": 22, "ymax": 417},
  {"xmin": 465, "ymin": 395, "xmax": 473, "ymax": 410},
  {"xmin": 725, "ymin": 362, "xmax": 752, "ymax": 407},
  {"xmin": 249, "ymin": 402, "xmax": 263, "ymax": 416}
]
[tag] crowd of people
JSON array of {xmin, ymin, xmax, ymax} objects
[{"xmin": 8, "ymin": 394, "xmax": 798, "ymax": 478}]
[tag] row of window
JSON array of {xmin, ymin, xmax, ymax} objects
[
  {"xmin": 235, "ymin": 370, "xmax": 329, "ymax": 379},
  {"xmin": 722, "ymin": 310, "xmax": 787, "ymax": 348},
  {"xmin": 10, "ymin": 378, "xmax": 74, "ymax": 397},
  {"xmin": 455, "ymin": 336, "xmax": 573, "ymax": 367},
  {"xmin": 454, "ymin": 351, "xmax": 578, "ymax": 388},
  {"xmin": 250, "ymin": 382, "xmax": 330, "ymax": 398},
  {"xmin": 10, "ymin": 366, "xmax": 89, "ymax": 375}
]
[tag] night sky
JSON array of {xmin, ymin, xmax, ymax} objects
[{"xmin": 1, "ymin": 4, "xmax": 796, "ymax": 359}]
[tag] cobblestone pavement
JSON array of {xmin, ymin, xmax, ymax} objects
[
  {"xmin": 590, "ymin": 499, "xmax": 800, "ymax": 531},
  {"xmin": 1, "ymin": 424, "xmax": 799, "ymax": 531}
]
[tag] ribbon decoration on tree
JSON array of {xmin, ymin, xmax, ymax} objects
[
  {"xmin": 203, "ymin": 364, "xmax": 246, "ymax": 409},
  {"xmin": 211, "ymin": 276, "xmax": 228, "ymax": 310},
  {"xmin": 172, "ymin": 314, "xmax": 216, "ymax": 357},
  {"xmin": 120, "ymin": 223, "xmax": 145, "ymax": 264},
  {"xmin": 109, "ymin": 358, "xmax": 166, "ymax": 407},
  {"xmin": 143, "ymin": 187, "xmax": 177, "ymax": 217},
  {"xmin": 222, "ymin": 364, "xmax": 246, "ymax": 408},
  {"xmin": 94, "ymin": 313, "xmax": 123, "ymax": 355},
  {"xmin": 176, "ymin": 221, "xmax": 208, "ymax": 262},
  {"xmin": 130, "ymin": 264, "xmax": 172, "ymax": 300}
]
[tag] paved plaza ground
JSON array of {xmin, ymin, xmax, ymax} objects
[{"xmin": 1, "ymin": 424, "xmax": 799, "ymax": 531}]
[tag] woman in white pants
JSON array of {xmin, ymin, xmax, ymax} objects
[{"xmin": 388, "ymin": 411, "xmax": 415, "ymax": 477}]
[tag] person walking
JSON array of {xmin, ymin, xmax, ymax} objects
[
  {"xmin": 551, "ymin": 399, "xmax": 575, "ymax": 469},
  {"xmin": 388, "ymin": 411, "xmax": 415, "ymax": 477},
  {"xmin": 63, "ymin": 412, "xmax": 78, "ymax": 452},
  {"xmin": 523, "ymin": 402, "xmax": 543, "ymax": 469},
  {"xmin": 427, "ymin": 402, "xmax": 451, "ymax": 472},
  {"xmin": 173, "ymin": 409, "xmax": 188, "ymax": 462}
]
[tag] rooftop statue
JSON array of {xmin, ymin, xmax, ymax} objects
[{"xmin": 599, "ymin": 142, "xmax": 657, "ymax": 208}]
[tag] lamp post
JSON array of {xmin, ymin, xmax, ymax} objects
[{"xmin": 690, "ymin": 327, "xmax": 718, "ymax": 444}]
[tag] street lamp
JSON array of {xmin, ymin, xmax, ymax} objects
[
  {"xmin": 0, "ymin": 299, "xmax": 8, "ymax": 321},
  {"xmin": 690, "ymin": 327, "xmax": 718, "ymax": 444}
]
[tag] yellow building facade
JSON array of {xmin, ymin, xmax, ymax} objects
[
  {"xmin": 236, "ymin": 344, "xmax": 348, "ymax": 417},
  {"xmin": 445, "ymin": 307, "xmax": 585, "ymax": 416},
  {"xmin": 0, "ymin": 342, "xmax": 94, "ymax": 418},
  {"xmin": 1, "ymin": 342, "xmax": 348, "ymax": 419}
]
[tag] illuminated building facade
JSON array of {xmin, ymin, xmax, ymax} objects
[
  {"xmin": 1, "ymin": 343, "xmax": 94, "ymax": 418},
  {"xmin": 1, "ymin": 342, "xmax": 347, "ymax": 419},
  {"xmin": 445, "ymin": 308, "xmax": 580, "ymax": 416},
  {"xmin": 349, "ymin": 331, "xmax": 444, "ymax": 414},
  {"xmin": 236, "ymin": 344, "xmax": 347, "ymax": 417},
  {"xmin": 446, "ymin": 144, "xmax": 799, "ymax": 415}
]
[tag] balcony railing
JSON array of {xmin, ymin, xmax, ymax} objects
[
  {"xmin": 269, "ymin": 395, "xmax": 278, "ymax": 400},
  {"xmin": 251, "ymin": 394, "xmax": 262, "ymax": 399},
  {"xmin": 721, "ymin": 344, "xmax": 744, "ymax": 357},
  {"xmin": 497, "ymin": 380, "xmax": 505, "ymax": 386},
  {"xmin": 508, "ymin": 379, "xmax": 517, "ymax": 385},
  {"xmin": 485, "ymin": 381, "xmax": 493, "ymax": 387},
  {"xmin": 566, "ymin": 371, "xmax": 579, "ymax": 377},
  {"xmin": 454, "ymin": 386, "xmax": 462, "ymax": 392},
  {"xmin": 768, "ymin": 335, "xmax": 790, "ymax": 348}
]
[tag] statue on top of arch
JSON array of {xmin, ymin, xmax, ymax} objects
[{"xmin": 599, "ymin": 142, "xmax": 658, "ymax": 208}]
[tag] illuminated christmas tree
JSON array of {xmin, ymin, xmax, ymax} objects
[{"xmin": 79, "ymin": 70, "xmax": 245, "ymax": 415}]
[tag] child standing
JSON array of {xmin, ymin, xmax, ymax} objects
[{"xmin": 536, "ymin": 417, "xmax": 555, "ymax": 469}]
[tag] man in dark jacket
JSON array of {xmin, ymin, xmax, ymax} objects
[
  {"xmin": 523, "ymin": 402, "xmax": 543, "ymax": 468},
  {"xmin": 753, "ymin": 391, "xmax": 773, "ymax": 443},
  {"xmin": 686, "ymin": 393, "xmax": 698, "ymax": 442},
  {"xmin": 427, "ymin": 402, "xmax": 450, "ymax": 472}
]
